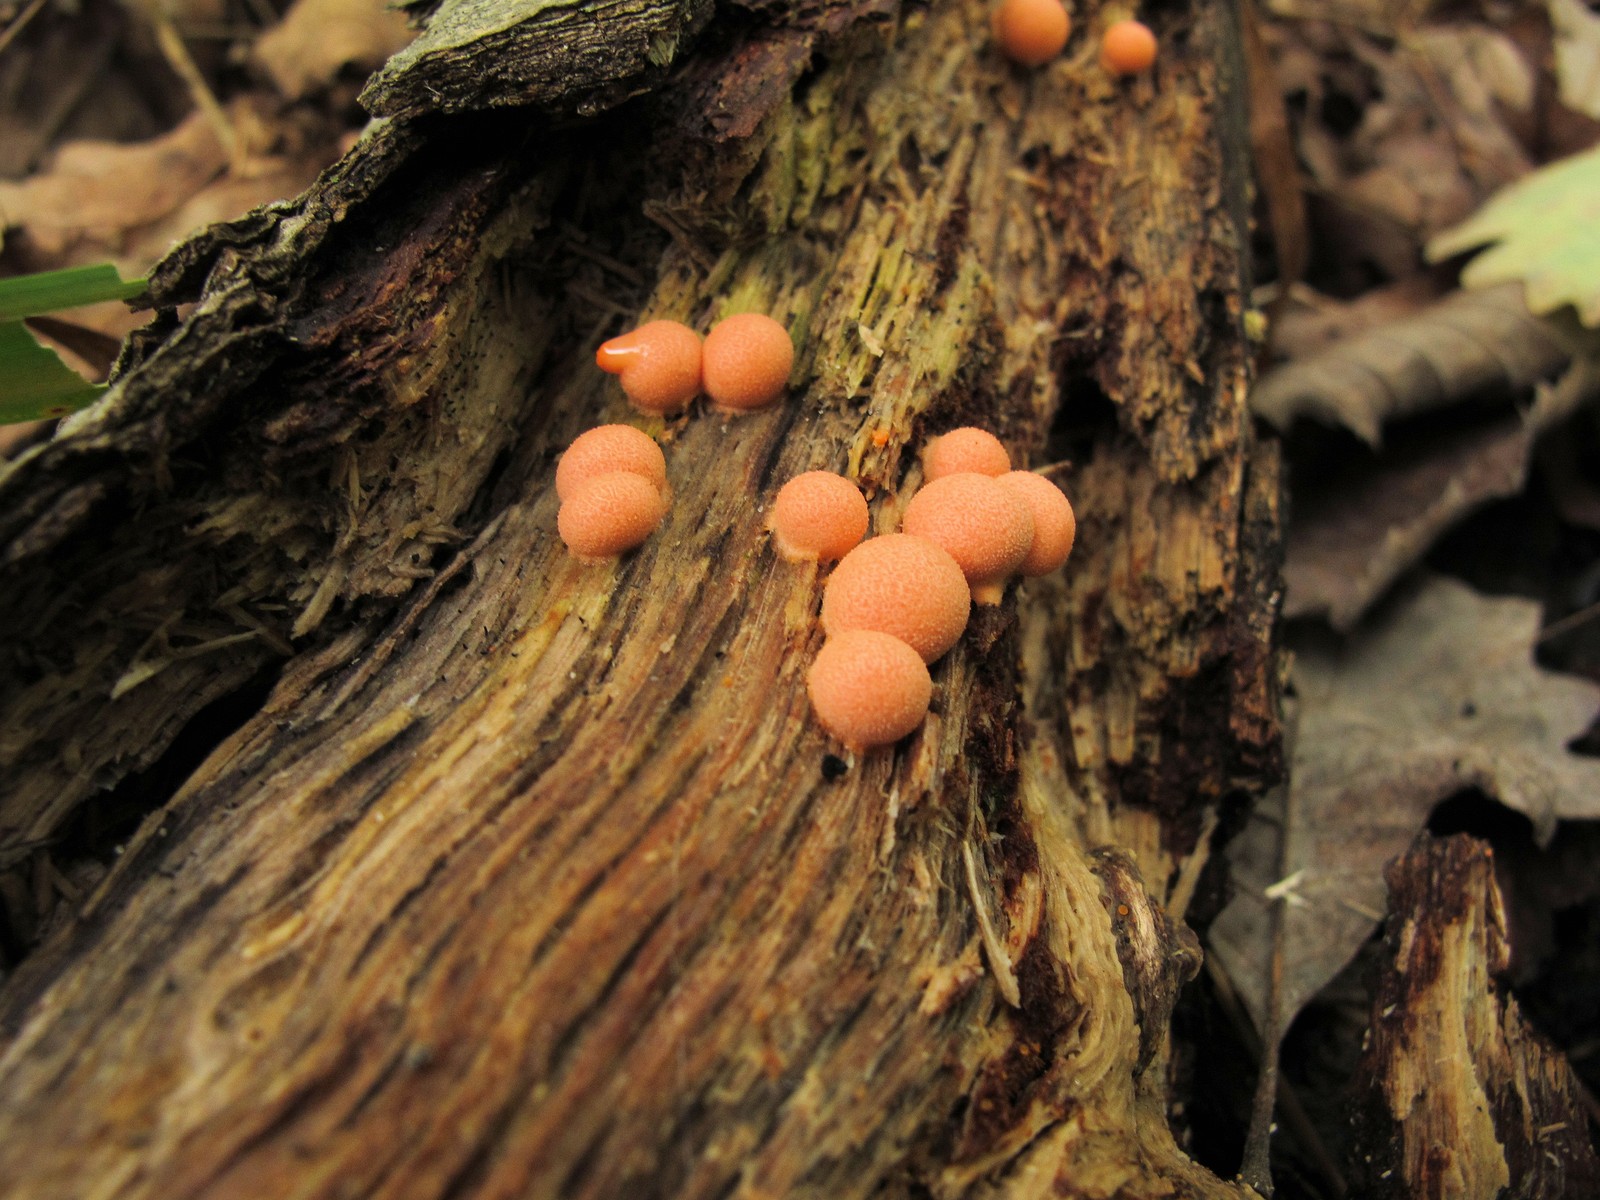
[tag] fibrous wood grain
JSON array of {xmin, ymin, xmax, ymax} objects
[
  {"xmin": 0, "ymin": 0, "xmax": 1279, "ymax": 1195},
  {"xmin": 1350, "ymin": 835, "xmax": 1600, "ymax": 1200}
]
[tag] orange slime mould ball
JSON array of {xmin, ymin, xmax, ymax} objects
[
  {"xmin": 996, "ymin": 470, "xmax": 1077, "ymax": 577},
  {"xmin": 701, "ymin": 313, "xmax": 794, "ymax": 412},
  {"xmin": 901, "ymin": 472, "xmax": 1035, "ymax": 605},
  {"xmin": 807, "ymin": 629, "xmax": 933, "ymax": 750},
  {"xmin": 1101, "ymin": 19, "xmax": 1158, "ymax": 75},
  {"xmin": 556, "ymin": 425, "xmax": 667, "ymax": 502},
  {"xmin": 770, "ymin": 471, "xmax": 870, "ymax": 563},
  {"xmin": 595, "ymin": 320, "xmax": 703, "ymax": 415},
  {"xmin": 821, "ymin": 534, "xmax": 971, "ymax": 664},
  {"xmin": 991, "ymin": 0, "xmax": 1070, "ymax": 67},
  {"xmin": 922, "ymin": 427, "xmax": 1011, "ymax": 481},
  {"xmin": 557, "ymin": 471, "xmax": 666, "ymax": 562}
]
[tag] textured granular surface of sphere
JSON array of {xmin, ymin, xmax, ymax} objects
[
  {"xmin": 821, "ymin": 534, "xmax": 971, "ymax": 664},
  {"xmin": 770, "ymin": 472, "xmax": 869, "ymax": 562},
  {"xmin": 991, "ymin": 0, "xmax": 1070, "ymax": 66},
  {"xmin": 557, "ymin": 472, "xmax": 666, "ymax": 560},
  {"xmin": 1101, "ymin": 19, "xmax": 1158, "ymax": 75},
  {"xmin": 922, "ymin": 427, "xmax": 1012, "ymax": 480},
  {"xmin": 556, "ymin": 425, "xmax": 667, "ymax": 502},
  {"xmin": 996, "ymin": 470, "xmax": 1076, "ymax": 576},
  {"xmin": 807, "ymin": 630, "xmax": 933, "ymax": 748},
  {"xmin": 701, "ymin": 313, "xmax": 794, "ymax": 411},
  {"xmin": 902, "ymin": 472, "xmax": 1034, "ymax": 604},
  {"xmin": 595, "ymin": 320, "xmax": 703, "ymax": 414}
]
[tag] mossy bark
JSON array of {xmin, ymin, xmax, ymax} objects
[{"xmin": 0, "ymin": 0, "xmax": 1282, "ymax": 1195}]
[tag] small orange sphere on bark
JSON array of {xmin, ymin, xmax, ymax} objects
[
  {"xmin": 595, "ymin": 320, "xmax": 703, "ymax": 414},
  {"xmin": 901, "ymin": 473, "xmax": 1034, "ymax": 605},
  {"xmin": 701, "ymin": 313, "xmax": 794, "ymax": 412},
  {"xmin": 1100, "ymin": 19, "xmax": 1157, "ymax": 75},
  {"xmin": 807, "ymin": 630, "xmax": 933, "ymax": 749},
  {"xmin": 557, "ymin": 472, "xmax": 666, "ymax": 561},
  {"xmin": 991, "ymin": 0, "xmax": 1070, "ymax": 67},
  {"xmin": 770, "ymin": 472, "xmax": 870, "ymax": 563},
  {"xmin": 821, "ymin": 534, "xmax": 971, "ymax": 664},
  {"xmin": 995, "ymin": 470, "xmax": 1076, "ymax": 576},
  {"xmin": 922, "ymin": 427, "xmax": 1011, "ymax": 481},
  {"xmin": 556, "ymin": 425, "xmax": 667, "ymax": 502}
]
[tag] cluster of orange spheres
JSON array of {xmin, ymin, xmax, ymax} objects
[
  {"xmin": 594, "ymin": 313, "xmax": 794, "ymax": 416},
  {"xmin": 555, "ymin": 424, "xmax": 671, "ymax": 561},
  {"xmin": 770, "ymin": 429, "xmax": 1076, "ymax": 751},
  {"xmin": 557, "ymin": 312, "xmax": 797, "ymax": 560},
  {"xmin": 991, "ymin": 0, "xmax": 1158, "ymax": 76}
]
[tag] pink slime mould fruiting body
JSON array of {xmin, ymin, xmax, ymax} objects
[
  {"xmin": 595, "ymin": 320, "xmax": 703, "ymax": 415},
  {"xmin": 556, "ymin": 425, "xmax": 667, "ymax": 502},
  {"xmin": 701, "ymin": 313, "xmax": 794, "ymax": 412},
  {"xmin": 557, "ymin": 471, "xmax": 666, "ymax": 561},
  {"xmin": 996, "ymin": 470, "xmax": 1076, "ymax": 577},
  {"xmin": 769, "ymin": 471, "xmax": 869, "ymax": 562},
  {"xmin": 807, "ymin": 629, "xmax": 933, "ymax": 749},
  {"xmin": 921, "ymin": 427, "xmax": 1012, "ymax": 481},
  {"xmin": 991, "ymin": 0, "xmax": 1070, "ymax": 67},
  {"xmin": 821, "ymin": 533, "xmax": 971, "ymax": 664},
  {"xmin": 1101, "ymin": 19, "xmax": 1158, "ymax": 75},
  {"xmin": 901, "ymin": 472, "xmax": 1034, "ymax": 605}
]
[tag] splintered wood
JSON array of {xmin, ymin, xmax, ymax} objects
[{"xmin": 0, "ymin": 0, "xmax": 1278, "ymax": 1195}]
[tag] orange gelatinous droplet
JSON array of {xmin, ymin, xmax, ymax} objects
[
  {"xmin": 770, "ymin": 471, "xmax": 870, "ymax": 563},
  {"xmin": 701, "ymin": 313, "xmax": 794, "ymax": 412},
  {"xmin": 595, "ymin": 320, "xmax": 703, "ymax": 415},
  {"xmin": 901, "ymin": 472, "xmax": 1034, "ymax": 605},
  {"xmin": 922, "ymin": 427, "xmax": 1011, "ymax": 481},
  {"xmin": 557, "ymin": 471, "xmax": 666, "ymax": 561},
  {"xmin": 1100, "ymin": 19, "xmax": 1157, "ymax": 75},
  {"xmin": 991, "ymin": 0, "xmax": 1070, "ymax": 67},
  {"xmin": 995, "ymin": 470, "xmax": 1076, "ymax": 576},
  {"xmin": 821, "ymin": 533, "xmax": 971, "ymax": 664},
  {"xmin": 556, "ymin": 424, "xmax": 667, "ymax": 502},
  {"xmin": 807, "ymin": 629, "xmax": 933, "ymax": 749}
]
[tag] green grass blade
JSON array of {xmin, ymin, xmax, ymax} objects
[
  {"xmin": 0, "ymin": 320, "xmax": 106, "ymax": 424},
  {"xmin": 0, "ymin": 264, "xmax": 145, "ymax": 323}
]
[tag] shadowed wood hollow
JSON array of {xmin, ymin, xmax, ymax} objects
[{"xmin": 0, "ymin": 0, "xmax": 1284, "ymax": 1195}]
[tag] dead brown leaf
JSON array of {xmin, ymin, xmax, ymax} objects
[
  {"xmin": 1550, "ymin": 0, "xmax": 1600, "ymax": 120},
  {"xmin": 251, "ymin": 0, "xmax": 414, "ymax": 101},
  {"xmin": 1251, "ymin": 284, "xmax": 1576, "ymax": 443},
  {"xmin": 1268, "ymin": 277, "xmax": 1442, "ymax": 364},
  {"xmin": 0, "ymin": 108, "xmax": 228, "ymax": 262},
  {"xmin": 0, "ymin": 99, "xmax": 337, "ymax": 338},
  {"xmin": 1283, "ymin": 359, "xmax": 1600, "ymax": 629},
  {"xmin": 1211, "ymin": 572, "xmax": 1600, "ymax": 1042}
]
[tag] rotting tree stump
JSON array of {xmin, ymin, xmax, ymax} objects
[{"xmin": 0, "ymin": 0, "xmax": 1285, "ymax": 1195}]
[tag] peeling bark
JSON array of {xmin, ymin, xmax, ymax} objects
[{"xmin": 0, "ymin": 0, "xmax": 1281, "ymax": 1194}]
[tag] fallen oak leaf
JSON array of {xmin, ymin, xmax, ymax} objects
[
  {"xmin": 1250, "ymin": 284, "xmax": 1575, "ymax": 444},
  {"xmin": 1211, "ymin": 572, "xmax": 1600, "ymax": 1043}
]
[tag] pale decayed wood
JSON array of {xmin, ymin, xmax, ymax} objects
[
  {"xmin": 0, "ymin": 1, "xmax": 1278, "ymax": 1195},
  {"xmin": 1350, "ymin": 835, "xmax": 1600, "ymax": 1200}
]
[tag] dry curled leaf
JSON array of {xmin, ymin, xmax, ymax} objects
[
  {"xmin": 1429, "ymin": 142, "xmax": 1600, "ymax": 327},
  {"xmin": 1211, "ymin": 573, "xmax": 1600, "ymax": 1040},
  {"xmin": 1250, "ymin": 284, "xmax": 1575, "ymax": 444},
  {"xmin": 1284, "ymin": 359, "xmax": 1600, "ymax": 629},
  {"xmin": 252, "ymin": 0, "xmax": 415, "ymax": 101}
]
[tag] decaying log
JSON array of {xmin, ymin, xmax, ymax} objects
[
  {"xmin": 1350, "ymin": 835, "xmax": 1600, "ymax": 1200},
  {"xmin": 0, "ymin": 0, "xmax": 1283, "ymax": 1194}
]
